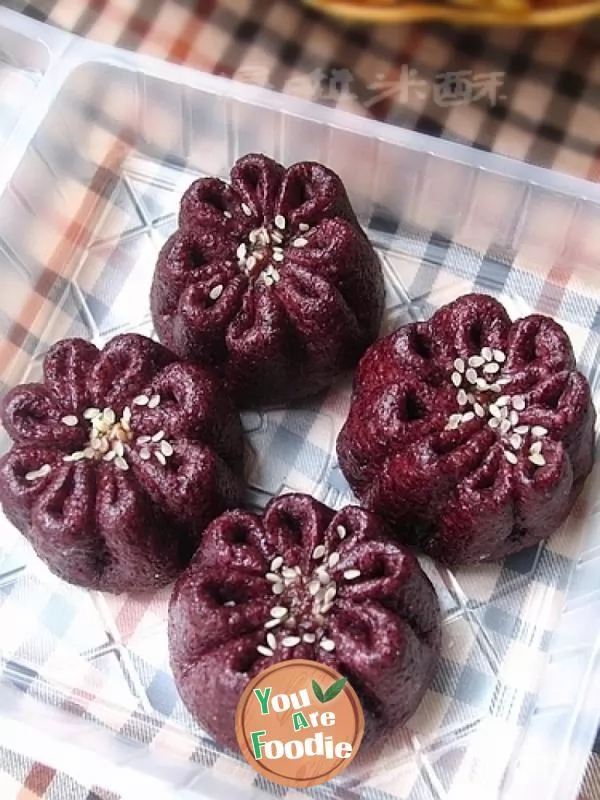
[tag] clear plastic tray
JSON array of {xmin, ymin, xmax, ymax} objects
[{"xmin": 1, "ymin": 9, "xmax": 600, "ymax": 800}]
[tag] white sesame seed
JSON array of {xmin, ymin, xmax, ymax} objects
[
  {"xmin": 224, "ymin": 600, "xmax": 235, "ymax": 607},
  {"xmin": 63, "ymin": 454, "xmax": 74, "ymax": 462},
  {"xmin": 299, "ymin": 223, "xmax": 310, "ymax": 232},
  {"xmin": 115, "ymin": 456, "xmax": 129, "ymax": 471},
  {"xmin": 81, "ymin": 446, "xmax": 93, "ymax": 460},
  {"xmin": 308, "ymin": 580, "xmax": 321, "ymax": 596},
  {"xmin": 318, "ymin": 570, "xmax": 331, "ymax": 585},
  {"xmin": 113, "ymin": 441, "xmax": 125, "ymax": 458},
  {"xmin": 497, "ymin": 377, "xmax": 511, "ymax": 386},
  {"xmin": 61, "ymin": 415, "xmax": 79, "ymax": 427},
  {"xmin": 496, "ymin": 395, "xmax": 510, "ymax": 407},
  {"xmin": 236, "ymin": 243, "xmax": 246, "ymax": 260},
  {"xmin": 328, "ymin": 552, "xmax": 340, "ymax": 568},
  {"xmin": 451, "ymin": 372, "xmax": 462, "ymax": 387},
  {"xmin": 271, "ymin": 231, "xmax": 283, "ymax": 244},
  {"xmin": 476, "ymin": 378, "xmax": 489, "ymax": 390},
  {"xmin": 462, "ymin": 411, "xmax": 475, "ymax": 423},
  {"xmin": 490, "ymin": 404, "xmax": 502, "ymax": 419},
  {"xmin": 83, "ymin": 407, "xmax": 101, "ymax": 420},
  {"xmin": 103, "ymin": 408, "xmax": 116, "ymax": 425},
  {"xmin": 271, "ymin": 556, "xmax": 283, "ymax": 571},
  {"xmin": 133, "ymin": 395, "xmax": 149, "ymax": 406},
  {"xmin": 91, "ymin": 437, "xmax": 102, "ymax": 451},
  {"xmin": 241, "ymin": 203, "xmax": 252, "ymax": 217},
  {"xmin": 263, "ymin": 275, "xmax": 274, "ymax": 287},
  {"xmin": 457, "ymin": 389, "xmax": 468, "ymax": 406},
  {"xmin": 509, "ymin": 433, "xmax": 522, "ymax": 450},
  {"xmin": 512, "ymin": 396, "xmax": 526, "ymax": 411},
  {"xmin": 160, "ymin": 440, "xmax": 174, "ymax": 457},
  {"xmin": 266, "ymin": 572, "xmax": 281, "ymax": 583},
  {"xmin": 530, "ymin": 441, "xmax": 543, "ymax": 455},
  {"xmin": 336, "ymin": 525, "xmax": 347, "ymax": 540},
  {"xmin": 303, "ymin": 632, "xmax": 316, "ymax": 643},
  {"xmin": 504, "ymin": 451, "xmax": 518, "ymax": 465},
  {"xmin": 103, "ymin": 450, "xmax": 117, "ymax": 462},
  {"xmin": 148, "ymin": 394, "xmax": 161, "ymax": 409},
  {"xmin": 209, "ymin": 284, "xmax": 223, "ymax": 301},
  {"xmin": 483, "ymin": 362, "xmax": 500, "ymax": 374},
  {"xmin": 514, "ymin": 426, "xmax": 529, "ymax": 435},
  {"xmin": 324, "ymin": 585, "xmax": 337, "ymax": 603},
  {"xmin": 449, "ymin": 413, "xmax": 462, "ymax": 426},
  {"xmin": 344, "ymin": 569, "xmax": 361, "ymax": 580},
  {"xmin": 71, "ymin": 450, "xmax": 86, "ymax": 461},
  {"xmin": 265, "ymin": 618, "xmax": 280, "ymax": 629},
  {"xmin": 266, "ymin": 633, "xmax": 277, "ymax": 650},
  {"xmin": 320, "ymin": 602, "xmax": 334, "ymax": 615},
  {"xmin": 25, "ymin": 463, "xmax": 51, "ymax": 481},
  {"xmin": 155, "ymin": 451, "xmax": 167, "ymax": 466},
  {"xmin": 272, "ymin": 251, "xmax": 284, "ymax": 263},
  {"xmin": 282, "ymin": 567, "xmax": 297, "ymax": 580},
  {"xmin": 529, "ymin": 453, "xmax": 546, "ymax": 466},
  {"xmin": 489, "ymin": 383, "xmax": 502, "ymax": 393},
  {"xmin": 248, "ymin": 229, "xmax": 258, "ymax": 244},
  {"xmin": 257, "ymin": 645, "xmax": 273, "ymax": 657},
  {"xmin": 509, "ymin": 410, "xmax": 519, "ymax": 426},
  {"xmin": 488, "ymin": 417, "xmax": 501, "ymax": 429},
  {"xmin": 493, "ymin": 349, "xmax": 506, "ymax": 362},
  {"xmin": 474, "ymin": 403, "xmax": 485, "ymax": 418},
  {"xmin": 500, "ymin": 419, "xmax": 511, "ymax": 435},
  {"xmin": 319, "ymin": 639, "xmax": 335, "ymax": 652},
  {"xmin": 293, "ymin": 237, "xmax": 308, "ymax": 248},
  {"xmin": 151, "ymin": 430, "xmax": 165, "ymax": 443},
  {"xmin": 223, "ymin": 210, "xmax": 232, "ymax": 219},
  {"xmin": 481, "ymin": 347, "xmax": 493, "ymax": 361},
  {"xmin": 272, "ymin": 583, "xmax": 284, "ymax": 595},
  {"xmin": 454, "ymin": 358, "xmax": 465, "ymax": 373},
  {"xmin": 531, "ymin": 426, "xmax": 548, "ymax": 437},
  {"xmin": 467, "ymin": 393, "xmax": 476, "ymax": 404},
  {"xmin": 468, "ymin": 355, "xmax": 485, "ymax": 368},
  {"xmin": 122, "ymin": 406, "xmax": 132, "ymax": 424},
  {"xmin": 282, "ymin": 636, "xmax": 300, "ymax": 648},
  {"xmin": 274, "ymin": 214, "xmax": 286, "ymax": 230},
  {"xmin": 271, "ymin": 606, "xmax": 288, "ymax": 619},
  {"xmin": 245, "ymin": 255, "xmax": 257, "ymax": 271},
  {"xmin": 465, "ymin": 368, "xmax": 477, "ymax": 384},
  {"xmin": 313, "ymin": 545, "xmax": 325, "ymax": 560},
  {"xmin": 136, "ymin": 435, "xmax": 150, "ymax": 445}
]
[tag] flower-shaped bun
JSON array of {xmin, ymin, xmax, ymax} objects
[
  {"xmin": 151, "ymin": 153, "xmax": 384, "ymax": 407},
  {"xmin": 168, "ymin": 494, "xmax": 441, "ymax": 750},
  {"xmin": 0, "ymin": 334, "xmax": 244, "ymax": 592},
  {"xmin": 337, "ymin": 294, "xmax": 596, "ymax": 565}
]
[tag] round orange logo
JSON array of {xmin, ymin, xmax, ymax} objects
[{"xmin": 235, "ymin": 659, "xmax": 364, "ymax": 788}]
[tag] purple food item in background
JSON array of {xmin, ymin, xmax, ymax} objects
[
  {"xmin": 337, "ymin": 293, "xmax": 596, "ymax": 565},
  {"xmin": 0, "ymin": 334, "xmax": 244, "ymax": 593},
  {"xmin": 169, "ymin": 493, "xmax": 441, "ymax": 751},
  {"xmin": 151, "ymin": 153, "xmax": 384, "ymax": 407}
]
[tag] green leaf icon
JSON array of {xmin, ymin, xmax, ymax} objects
[
  {"xmin": 312, "ymin": 679, "xmax": 325, "ymax": 703},
  {"xmin": 323, "ymin": 677, "xmax": 347, "ymax": 703}
]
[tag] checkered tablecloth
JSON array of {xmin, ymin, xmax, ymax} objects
[{"xmin": 1, "ymin": 1, "xmax": 599, "ymax": 798}]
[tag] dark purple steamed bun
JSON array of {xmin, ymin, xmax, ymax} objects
[
  {"xmin": 337, "ymin": 293, "xmax": 595, "ymax": 565},
  {"xmin": 168, "ymin": 493, "xmax": 441, "ymax": 750},
  {"xmin": 0, "ymin": 334, "xmax": 244, "ymax": 592},
  {"xmin": 151, "ymin": 153, "xmax": 384, "ymax": 407}
]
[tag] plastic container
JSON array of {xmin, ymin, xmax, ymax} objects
[{"xmin": 1, "ymin": 8, "xmax": 600, "ymax": 800}]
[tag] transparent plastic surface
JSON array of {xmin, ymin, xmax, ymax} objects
[{"xmin": 0, "ymin": 9, "xmax": 599, "ymax": 800}]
